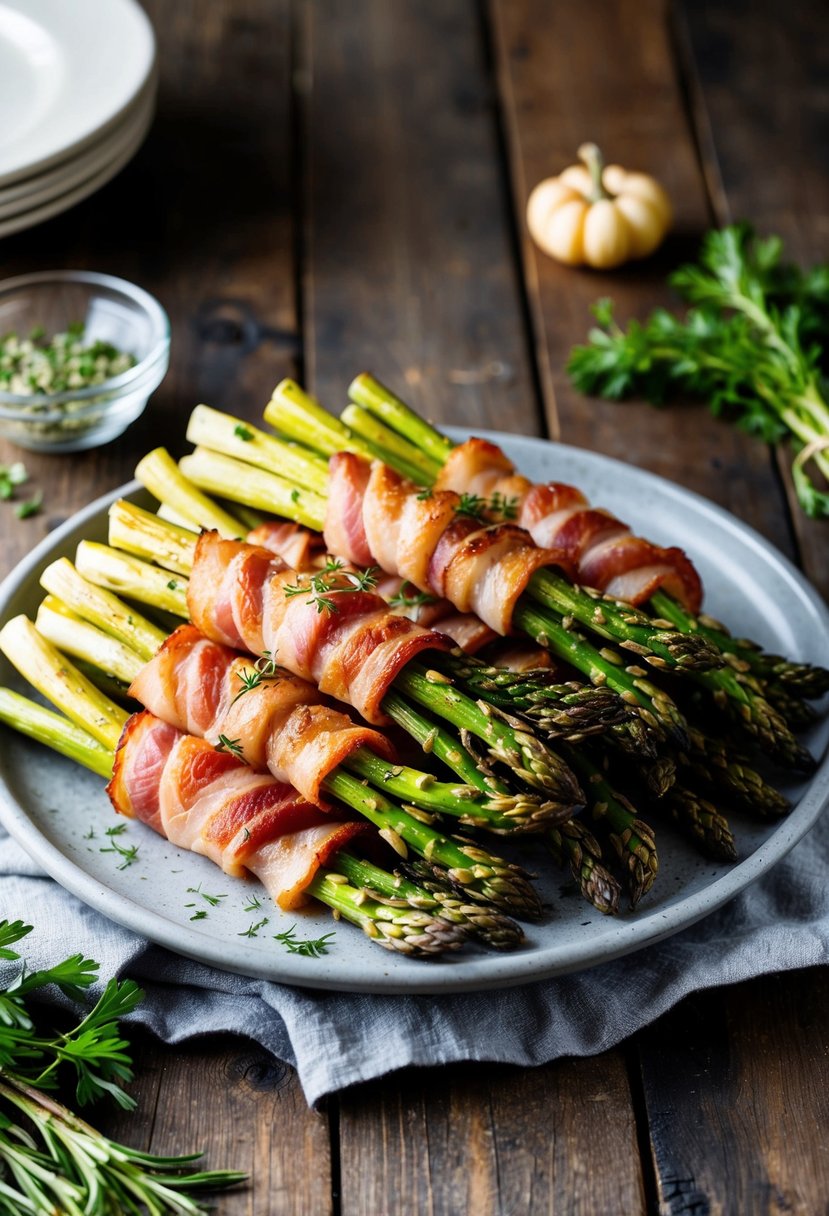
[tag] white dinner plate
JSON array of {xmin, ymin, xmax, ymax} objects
[
  {"xmin": 0, "ymin": 76, "xmax": 156, "ymax": 218},
  {"xmin": 0, "ymin": 0, "xmax": 155, "ymax": 186},
  {"xmin": 0, "ymin": 96, "xmax": 155, "ymax": 238},
  {"xmin": 0, "ymin": 433, "xmax": 827, "ymax": 994}
]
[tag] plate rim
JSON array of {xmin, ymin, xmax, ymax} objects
[
  {"xmin": 0, "ymin": 0, "xmax": 156, "ymax": 186},
  {"xmin": 0, "ymin": 434, "xmax": 827, "ymax": 995}
]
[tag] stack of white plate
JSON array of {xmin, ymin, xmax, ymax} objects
[{"xmin": 0, "ymin": 0, "xmax": 156, "ymax": 239}]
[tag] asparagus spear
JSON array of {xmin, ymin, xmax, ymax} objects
[
  {"xmin": 649, "ymin": 588, "xmax": 829, "ymax": 698},
  {"xmin": 562, "ymin": 746, "xmax": 659, "ymax": 909},
  {"xmin": 331, "ymin": 851, "xmax": 525, "ymax": 949},
  {"xmin": 544, "ymin": 820, "xmax": 621, "ymax": 916},
  {"xmin": 650, "ymin": 783, "xmax": 738, "ymax": 863},
  {"xmin": 433, "ymin": 651, "xmax": 633, "ymax": 740}
]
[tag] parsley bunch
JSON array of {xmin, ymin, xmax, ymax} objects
[
  {"xmin": 0, "ymin": 919, "xmax": 244, "ymax": 1213},
  {"xmin": 568, "ymin": 225, "xmax": 829, "ymax": 517}
]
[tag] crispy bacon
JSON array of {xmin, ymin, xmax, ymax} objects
[
  {"xmin": 187, "ymin": 532, "xmax": 449, "ymax": 724},
  {"xmin": 435, "ymin": 437, "xmax": 703, "ymax": 612},
  {"xmin": 107, "ymin": 710, "xmax": 365, "ymax": 909},
  {"xmin": 130, "ymin": 624, "xmax": 396, "ymax": 805},
  {"xmin": 326, "ymin": 456, "xmax": 571, "ymax": 635},
  {"xmin": 246, "ymin": 520, "xmax": 325, "ymax": 571}
]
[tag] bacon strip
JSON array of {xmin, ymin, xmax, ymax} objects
[
  {"xmin": 249, "ymin": 517, "xmax": 498, "ymax": 655},
  {"xmin": 108, "ymin": 711, "xmax": 365, "ymax": 909},
  {"xmin": 187, "ymin": 532, "xmax": 449, "ymax": 725},
  {"xmin": 435, "ymin": 437, "xmax": 703, "ymax": 613},
  {"xmin": 325, "ymin": 455, "xmax": 572, "ymax": 635},
  {"xmin": 246, "ymin": 520, "xmax": 325, "ymax": 571},
  {"xmin": 130, "ymin": 624, "xmax": 395, "ymax": 805}
]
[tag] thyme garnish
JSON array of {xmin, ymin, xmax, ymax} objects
[
  {"xmin": 273, "ymin": 925, "xmax": 336, "ymax": 958},
  {"xmin": 387, "ymin": 580, "xmax": 438, "ymax": 611},
  {"xmin": 283, "ymin": 557, "xmax": 379, "ymax": 614}
]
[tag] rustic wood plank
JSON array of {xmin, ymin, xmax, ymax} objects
[
  {"xmin": 340, "ymin": 1057, "xmax": 646, "ymax": 1216},
  {"xmin": 675, "ymin": 0, "xmax": 829, "ymax": 597},
  {"xmin": 300, "ymin": 0, "xmax": 541, "ymax": 436},
  {"xmin": 637, "ymin": 971, "xmax": 829, "ymax": 1215},
  {"xmin": 490, "ymin": 0, "xmax": 794, "ymax": 555},
  {"xmin": 108, "ymin": 1032, "xmax": 333, "ymax": 1216},
  {"xmin": 0, "ymin": 0, "xmax": 299, "ymax": 573}
]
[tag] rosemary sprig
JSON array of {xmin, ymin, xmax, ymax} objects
[{"xmin": 0, "ymin": 921, "xmax": 244, "ymax": 1210}]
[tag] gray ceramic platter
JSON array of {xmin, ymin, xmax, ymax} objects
[{"xmin": 0, "ymin": 429, "xmax": 826, "ymax": 994}]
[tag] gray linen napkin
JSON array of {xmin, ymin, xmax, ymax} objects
[{"xmin": 2, "ymin": 810, "xmax": 828, "ymax": 1108}]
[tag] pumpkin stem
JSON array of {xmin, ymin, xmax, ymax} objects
[{"xmin": 578, "ymin": 142, "xmax": 609, "ymax": 202}]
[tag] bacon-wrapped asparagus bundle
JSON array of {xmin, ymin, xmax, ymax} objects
[
  {"xmin": 0, "ymin": 631, "xmax": 495, "ymax": 956},
  {"xmin": 108, "ymin": 710, "xmax": 365, "ymax": 912},
  {"xmin": 340, "ymin": 375, "xmax": 829, "ymax": 701}
]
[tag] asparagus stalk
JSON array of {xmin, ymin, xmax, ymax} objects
[
  {"xmin": 339, "ymin": 402, "xmax": 442, "ymax": 484},
  {"xmin": 681, "ymin": 727, "xmax": 789, "ymax": 818},
  {"xmin": 35, "ymin": 596, "xmax": 145, "ymax": 687},
  {"xmin": 649, "ymin": 589, "xmax": 829, "ymax": 698},
  {"xmin": 0, "ymin": 688, "xmax": 113, "ymax": 778},
  {"xmin": 393, "ymin": 662, "xmax": 584, "ymax": 807},
  {"xmin": 75, "ymin": 541, "xmax": 190, "ymax": 619},
  {"xmin": 322, "ymin": 770, "xmax": 542, "ymax": 918},
  {"xmin": 39, "ymin": 558, "xmax": 167, "ymax": 662},
  {"xmin": 331, "ymin": 851, "xmax": 525, "ymax": 949},
  {"xmin": 342, "ymin": 746, "xmax": 551, "ymax": 832},
  {"xmin": 264, "ymin": 379, "xmax": 435, "ymax": 485},
  {"xmin": 651, "ymin": 783, "xmax": 737, "ymax": 863},
  {"xmin": 181, "ymin": 447, "xmax": 328, "ymax": 531},
  {"xmin": 514, "ymin": 600, "xmax": 686, "ymax": 748},
  {"xmin": 109, "ymin": 499, "xmax": 197, "ymax": 577},
  {"xmin": 135, "ymin": 448, "xmax": 247, "ymax": 537},
  {"xmin": 563, "ymin": 747, "xmax": 659, "ymax": 909},
  {"xmin": 187, "ymin": 404, "xmax": 330, "ymax": 496},
  {"xmin": 347, "ymin": 372, "xmax": 454, "ymax": 467},
  {"xmin": 544, "ymin": 820, "xmax": 621, "ymax": 916},
  {"xmin": 435, "ymin": 651, "xmax": 633, "ymax": 740}
]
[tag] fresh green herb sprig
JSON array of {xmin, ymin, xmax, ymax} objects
[
  {"xmin": 453, "ymin": 491, "xmax": 520, "ymax": 524},
  {"xmin": 567, "ymin": 225, "xmax": 829, "ymax": 517},
  {"xmin": 0, "ymin": 323, "xmax": 135, "ymax": 396},
  {"xmin": 273, "ymin": 925, "xmax": 335, "ymax": 958},
  {"xmin": 387, "ymin": 581, "xmax": 438, "ymax": 612},
  {"xmin": 283, "ymin": 557, "xmax": 379, "ymax": 614},
  {"xmin": 230, "ymin": 651, "xmax": 281, "ymax": 704},
  {"xmin": 0, "ymin": 461, "xmax": 42, "ymax": 519},
  {"xmin": 0, "ymin": 920, "xmax": 244, "ymax": 1212}
]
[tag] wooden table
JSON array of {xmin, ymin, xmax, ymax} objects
[{"xmin": 2, "ymin": 1, "xmax": 827, "ymax": 1210}]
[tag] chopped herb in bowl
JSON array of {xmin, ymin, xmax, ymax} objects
[{"xmin": 0, "ymin": 323, "xmax": 136, "ymax": 395}]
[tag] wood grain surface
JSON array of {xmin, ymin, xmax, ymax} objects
[{"xmin": 0, "ymin": 1, "xmax": 826, "ymax": 1213}]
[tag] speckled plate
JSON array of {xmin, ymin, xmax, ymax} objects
[{"xmin": 0, "ymin": 431, "xmax": 826, "ymax": 993}]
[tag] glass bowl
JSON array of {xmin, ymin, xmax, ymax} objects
[{"xmin": 0, "ymin": 271, "xmax": 170, "ymax": 453}]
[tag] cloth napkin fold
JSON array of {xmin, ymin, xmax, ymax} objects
[{"xmin": 2, "ymin": 812, "xmax": 828, "ymax": 1108}]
